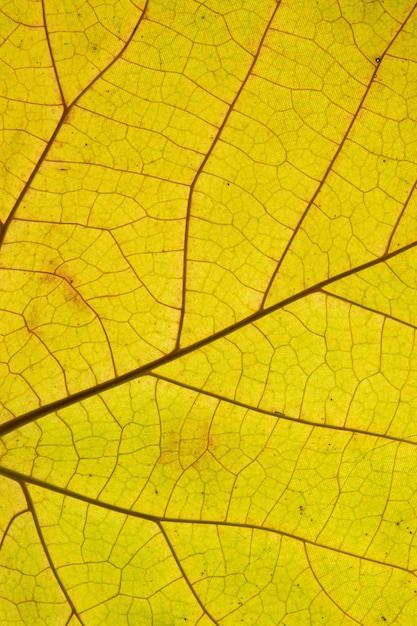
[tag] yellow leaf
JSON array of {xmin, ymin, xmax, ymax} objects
[{"xmin": 1, "ymin": 0, "xmax": 417, "ymax": 624}]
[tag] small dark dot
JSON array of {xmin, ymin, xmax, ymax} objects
[{"xmin": 376, "ymin": 57, "xmax": 381, "ymax": 63}]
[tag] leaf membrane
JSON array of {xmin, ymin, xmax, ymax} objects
[{"xmin": 1, "ymin": 0, "xmax": 417, "ymax": 624}]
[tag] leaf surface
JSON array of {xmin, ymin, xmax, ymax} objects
[{"xmin": 1, "ymin": 0, "xmax": 417, "ymax": 624}]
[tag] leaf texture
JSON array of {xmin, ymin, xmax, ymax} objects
[{"xmin": 1, "ymin": 0, "xmax": 417, "ymax": 624}]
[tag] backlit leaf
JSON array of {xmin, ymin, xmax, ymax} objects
[{"xmin": 1, "ymin": 0, "xmax": 417, "ymax": 624}]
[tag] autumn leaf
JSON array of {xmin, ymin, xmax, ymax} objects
[{"xmin": 1, "ymin": 0, "xmax": 417, "ymax": 624}]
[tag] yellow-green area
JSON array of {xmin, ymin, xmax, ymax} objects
[{"xmin": 1, "ymin": 0, "xmax": 417, "ymax": 624}]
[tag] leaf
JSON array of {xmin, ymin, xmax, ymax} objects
[{"xmin": 1, "ymin": 0, "xmax": 417, "ymax": 624}]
